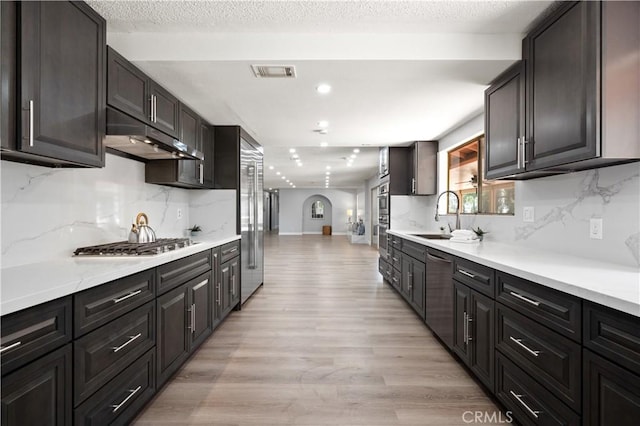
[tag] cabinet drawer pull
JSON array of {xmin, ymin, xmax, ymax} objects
[
  {"xmin": 392, "ymin": 257, "xmax": 399, "ymax": 262},
  {"xmin": 392, "ymin": 277, "xmax": 399, "ymax": 283},
  {"xmin": 458, "ymin": 269, "xmax": 476, "ymax": 279},
  {"xmin": 28, "ymin": 100, "xmax": 34, "ymax": 147},
  {"xmin": 227, "ymin": 246, "xmax": 238, "ymax": 254},
  {"xmin": 427, "ymin": 253, "xmax": 451, "ymax": 264},
  {"xmin": 509, "ymin": 390, "xmax": 540, "ymax": 418},
  {"xmin": 112, "ymin": 289, "xmax": 142, "ymax": 304},
  {"xmin": 392, "ymin": 240, "xmax": 400, "ymax": 245},
  {"xmin": 509, "ymin": 336, "xmax": 540, "ymax": 357},
  {"xmin": 509, "ymin": 291, "xmax": 541, "ymax": 306},
  {"xmin": 112, "ymin": 333, "xmax": 142, "ymax": 353},
  {"xmin": 0, "ymin": 341, "xmax": 22, "ymax": 353},
  {"xmin": 111, "ymin": 385, "xmax": 142, "ymax": 413}
]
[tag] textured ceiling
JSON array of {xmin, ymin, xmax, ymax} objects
[
  {"xmin": 87, "ymin": 0, "xmax": 555, "ymax": 189},
  {"xmin": 88, "ymin": 0, "xmax": 553, "ymax": 34}
]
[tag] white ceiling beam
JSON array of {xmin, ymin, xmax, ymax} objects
[{"xmin": 107, "ymin": 32, "xmax": 523, "ymax": 62}]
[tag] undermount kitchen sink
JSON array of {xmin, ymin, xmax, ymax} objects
[{"xmin": 409, "ymin": 233, "xmax": 451, "ymax": 240}]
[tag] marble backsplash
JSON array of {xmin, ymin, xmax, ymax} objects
[
  {"xmin": 391, "ymin": 161, "xmax": 640, "ymax": 267},
  {"xmin": 1, "ymin": 154, "xmax": 236, "ymax": 268}
]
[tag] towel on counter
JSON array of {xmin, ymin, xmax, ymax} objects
[
  {"xmin": 450, "ymin": 237, "xmax": 480, "ymax": 244},
  {"xmin": 450, "ymin": 230, "xmax": 478, "ymax": 241}
]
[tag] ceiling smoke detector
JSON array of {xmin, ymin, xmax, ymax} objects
[{"xmin": 251, "ymin": 65, "xmax": 297, "ymax": 78}]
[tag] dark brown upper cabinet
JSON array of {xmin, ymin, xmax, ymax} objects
[
  {"xmin": 486, "ymin": 1, "xmax": 640, "ymax": 179},
  {"xmin": 106, "ymin": 47, "xmax": 179, "ymax": 139},
  {"xmin": 380, "ymin": 142, "xmax": 437, "ymax": 195},
  {"xmin": 145, "ymin": 116, "xmax": 215, "ymax": 189},
  {"xmin": 485, "ymin": 61, "xmax": 526, "ymax": 180},
  {"xmin": 1, "ymin": 1, "xmax": 105, "ymax": 168}
]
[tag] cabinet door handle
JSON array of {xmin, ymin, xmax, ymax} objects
[
  {"xmin": 28, "ymin": 100, "xmax": 34, "ymax": 147},
  {"xmin": 411, "ymin": 178, "xmax": 416, "ymax": 194},
  {"xmin": 112, "ymin": 289, "xmax": 142, "ymax": 304},
  {"xmin": 199, "ymin": 163, "xmax": 204, "ymax": 184},
  {"xmin": 407, "ymin": 272, "xmax": 413, "ymax": 290},
  {"xmin": 509, "ymin": 336, "xmax": 540, "ymax": 357},
  {"xmin": 463, "ymin": 312, "xmax": 468, "ymax": 344},
  {"xmin": 509, "ymin": 390, "xmax": 540, "ymax": 418},
  {"xmin": 458, "ymin": 269, "xmax": 476, "ymax": 279},
  {"xmin": 232, "ymin": 275, "xmax": 236, "ymax": 296},
  {"xmin": 112, "ymin": 333, "xmax": 142, "ymax": 353},
  {"xmin": 111, "ymin": 385, "xmax": 142, "ymax": 413},
  {"xmin": 0, "ymin": 341, "xmax": 22, "ymax": 353},
  {"xmin": 466, "ymin": 315, "xmax": 473, "ymax": 342},
  {"xmin": 516, "ymin": 137, "xmax": 522, "ymax": 169},
  {"xmin": 192, "ymin": 304, "xmax": 196, "ymax": 334},
  {"xmin": 522, "ymin": 138, "xmax": 529, "ymax": 165},
  {"xmin": 149, "ymin": 96, "xmax": 154, "ymax": 122},
  {"xmin": 153, "ymin": 95, "xmax": 157, "ymax": 122},
  {"xmin": 509, "ymin": 291, "xmax": 541, "ymax": 306}
]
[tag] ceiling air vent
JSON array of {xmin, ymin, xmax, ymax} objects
[{"xmin": 251, "ymin": 65, "xmax": 297, "ymax": 78}]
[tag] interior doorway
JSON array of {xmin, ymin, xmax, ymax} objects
[
  {"xmin": 371, "ymin": 186, "xmax": 379, "ymax": 248},
  {"xmin": 302, "ymin": 195, "xmax": 332, "ymax": 234}
]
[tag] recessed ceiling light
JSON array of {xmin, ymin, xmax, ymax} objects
[
  {"xmin": 293, "ymin": 185, "xmax": 296, "ymax": 188},
  {"xmin": 289, "ymin": 148, "xmax": 296, "ymax": 153},
  {"xmin": 289, "ymin": 182, "xmax": 293, "ymax": 186},
  {"xmin": 269, "ymin": 165, "xmax": 274, "ymax": 170},
  {"xmin": 297, "ymin": 163, "xmax": 303, "ymax": 167},
  {"xmin": 281, "ymin": 176, "xmax": 286, "ymax": 180},
  {"xmin": 268, "ymin": 187, "xmax": 273, "ymax": 190},
  {"xmin": 326, "ymin": 172, "xmax": 330, "ymax": 175},
  {"xmin": 276, "ymin": 171, "xmax": 281, "ymax": 175},
  {"xmin": 326, "ymin": 166, "xmax": 331, "ymax": 170},
  {"xmin": 292, "ymin": 154, "xmax": 299, "ymax": 159},
  {"xmin": 350, "ymin": 154, "xmax": 356, "ymax": 159},
  {"xmin": 316, "ymin": 84, "xmax": 331, "ymax": 94},
  {"xmin": 320, "ymin": 142, "xmax": 328, "ymax": 148},
  {"xmin": 353, "ymin": 148, "xmax": 360, "ymax": 153},
  {"xmin": 317, "ymin": 121, "xmax": 329, "ymax": 128},
  {"xmin": 286, "ymin": 179, "xmax": 290, "ymax": 183}
]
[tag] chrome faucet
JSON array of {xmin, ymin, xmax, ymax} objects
[{"xmin": 435, "ymin": 190, "xmax": 461, "ymax": 231}]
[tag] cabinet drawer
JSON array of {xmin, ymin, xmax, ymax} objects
[
  {"xmin": 496, "ymin": 353, "xmax": 580, "ymax": 426},
  {"xmin": 74, "ymin": 269, "xmax": 155, "ymax": 337},
  {"xmin": 453, "ymin": 257, "xmax": 494, "ymax": 297},
  {"xmin": 74, "ymin": 302, "xmax": 155, "ymax": 405},
  {"xmin": 496, "ymin": 272, "xmax": 581, "ymax": 342},
  {"xmin": 378, "ymin": 257, "xmax": 388, "ymax": 277},
  {"xmin": 156, "ymin": 250, "xmax": 211, "ymax": 295},
  {"xmin": 584, "ymin": 301, "xmax": 640, "ymax": 374},
  {"xmin": 1, "ymin": 296, "xmax": 72, "ymax": 375},
  {"xmin": 389, "ymin": 235, "xmax": 402, "ymax": 250},
  {"xmin": 391, "ymin": 267, "xmax": 402, "ymax": 291},
  {"xmin": 401, "ymin": 239, "xmax": 426, "ymax": 261},
  {"xmin": 220, "ymin": 240, "xmax": 240, "ymax": 263},
  {"xmin": 74, "ymin": 348, "xmax": 155, "ymax": 426},
  {"xmin": 496, "ymin": 305, "xmax": 581, "ymax": 411},
  {"xmin": 390, "ymin": 248, "xmax": 402, "ymax": 272}
]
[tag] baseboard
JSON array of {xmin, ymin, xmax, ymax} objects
[{"xmin": 278, "ymin": 232, "xmax": 302, "ymax": 236}]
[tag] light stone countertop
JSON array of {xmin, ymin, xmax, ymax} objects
[
  {"xmin": 0, "ymin": 236, "xmax": 240, "ymax": 316},
  {"xmin": 388, "ymin": 229, "xmax": 640, "ymax": 317}
]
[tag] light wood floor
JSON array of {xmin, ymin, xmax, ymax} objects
[{"xmin": 134, "ymin": 234, "xmax": 503, "ymax": 425}]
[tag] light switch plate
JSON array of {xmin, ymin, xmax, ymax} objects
[
  {"xmin": 177, "ymin": 208, "xmax": 183, "ymax": 220},
  {"xmin": 590, "ymin": 218, "xmax": 603, "ymax": 239},
  {"xmin": 523, "ymin": 207, "xmax": 535, "ymax": 223}
]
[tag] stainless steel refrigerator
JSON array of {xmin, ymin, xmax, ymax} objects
[{"xmin": 239, "ymin": 137, "xmax": 264, "ymax": 303}]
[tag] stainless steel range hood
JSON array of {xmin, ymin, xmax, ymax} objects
[{"xmin": 104, "ymin": 107, "xmax": 204, "ymax": 161}]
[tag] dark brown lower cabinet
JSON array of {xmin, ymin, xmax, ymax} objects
[
  {"xmin": 583, "ymin": 349, "xmax": 640, "ymax": 426},
  {"xmin": 401, "ymin": 255, "xmax": 426, "ymax": 320},
  {"xmin": 452, "ymin": 280, "xmax": 494, "ymax": 392},
  {"xmin": 496, "ymin": 352, "xmax": 580, "ymax": 426},
  {"xmin": 74, "ymin": 349, "xmax": 155, "ymax": 426},
  {"xmin": 156, "ymin": 270, "xmax": 213, "ymax": 387},
  {"xmin": 1, "ymin": 344, "xmax": 72, "ymax": 426},
  {"xmin": 221, "ymin": 256, "xmax": 240, "ymax": 319}
]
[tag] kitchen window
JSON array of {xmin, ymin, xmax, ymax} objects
[{"xmin": 447, "ymin": 136, "xmax": 515, "ymax": 215}]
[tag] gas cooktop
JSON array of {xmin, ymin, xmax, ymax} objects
[{"xmin": 74, "ymin": 238, "xmax": 194, "ymax": 256}]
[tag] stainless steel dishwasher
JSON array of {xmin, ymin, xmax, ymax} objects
[{"xmin": 426, "ymin": 248, "xmax": 454, "ymax": 349}]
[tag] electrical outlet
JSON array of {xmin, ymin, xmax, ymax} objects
[
  {"xmin": 177, "ymin": 208, "xmax": 183, "ymax": 220},
  {"xmin": 590, "ymin": 218, "xmax": 603, "ymax": 240},
  {"xmin": 523, "ymin": 207, "xmax": 535, "ymax": 223}
]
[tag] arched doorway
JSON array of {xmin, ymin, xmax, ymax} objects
[{"xmin": 302, "ymin": 195, "xmax": 332, "ymax": 234}]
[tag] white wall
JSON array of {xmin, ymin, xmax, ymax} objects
[
  {"xmin": 391, "ymin": 113, "xmax": 640, "ymax": 267},
  {"xmin": 1, "ymin": 154, "xmax": 237, "ymax": 268},
  {"xmin": 278, "ymin": 188, "xmax": 357, "ymax": 235}
]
